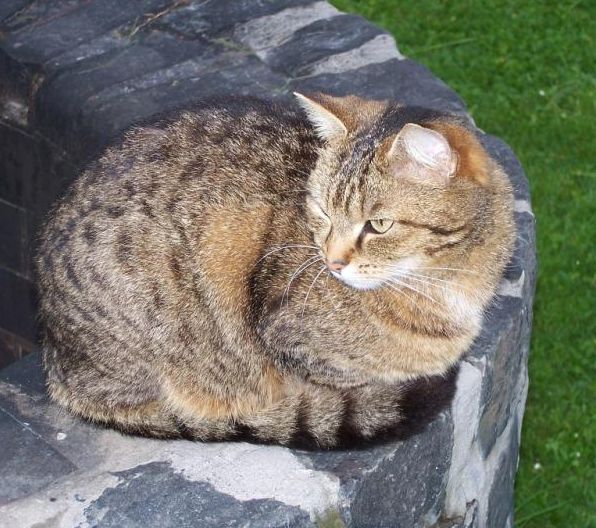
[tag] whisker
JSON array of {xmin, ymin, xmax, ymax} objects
[
  {"xmin": 412, "ymin": 266, "xmax": 479, "ymax": 275},
  {"xmin": 301, "ymin": 265, "xmax": 327, "ymax": 317},
  {"xmin": 386, "ymin": 265, "xmax": 479, "ymax": 276},
  {"xmin": 382, "ymin": 276, "xmax": 440, "ymax": 304},
  {"xmin": 379, "ymin": 279, "xmax": 417, "ymax": 305},
  {"xmin": 281, "ymin": 255, "xmax": 323, "ymax": 308},
  {"xmin": 324, "ymin": 273, "xmax": 342, "ymax": 310},
  {"xmin": 257, "ymin": 244, "xmax": 319, "ymax": 264},
  {"xmin": 405, "ymin": 271, "xmax": 461, "ymax": 286},
  {"xmin": 396, "ymin": 272, "xmax": 463, "ymax": 296}
]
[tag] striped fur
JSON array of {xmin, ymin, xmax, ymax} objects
[{"xmin": 36, "ymin": 95, "xmax": 514, "ymax": 447}]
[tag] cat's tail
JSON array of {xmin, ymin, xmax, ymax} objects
[
  {"xmin": 119, "ymin": 383, "xmax": 405, "ymax": 448},
  {"xmin": 50, "ymin": 369, "xmax": 458, "ymax": 448}
]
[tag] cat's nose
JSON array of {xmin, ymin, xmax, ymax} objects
[{"xmin": 326, "ymin": 259, "xmax": 347, "ymax": 273}]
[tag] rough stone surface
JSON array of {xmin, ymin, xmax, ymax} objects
[{"xmin": 0, "ymin": 1, "xmax": 536, "ymax": 526}]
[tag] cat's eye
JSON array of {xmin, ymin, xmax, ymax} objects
[{"xmin": 367, "ymin": 219, "xmax": 394, "ymax": 234}]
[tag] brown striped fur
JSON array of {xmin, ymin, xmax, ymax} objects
[{"xmin": 36, "ymin": 94, "xmax": 514, "ymax": 448}]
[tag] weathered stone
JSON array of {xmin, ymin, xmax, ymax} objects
[
  {"xmin": 233, "ymin": 2, "xmax": 340, "ymax": 54},
  {"xmin": 297, "ymin": 33, "xmax": 403, "ymax": 78},
  {"xmin": 264, "ymin": 14, "xmax": 385, "ymax": 76},
  {"xmin": 158, "ymin": 0, "xmax": 314, "ymax": 40},
  {"xmin": 1, "ymin": 0, "xmax": 171, "ymax": 64},
  {"xmin": 0, "ymin": 0, "xmax": 33, "ymax": 24},
  {"xmin": 292, "ymin": 59, "xmax": 467, "ymax": 114},
  {"xmin": 0, "ymin": 268, "xmax": 37, "ymax": 339},
  {"xmin": 0, "ymin": 407, "xmax": 77, "ymax": 505},
  {"xmin": 0, "ymin": 199, "xmax": 27, "ymax": 273},
  {"xmin": 83, "ymin": 463, "xmax": 316, "ymax": 528},
  {"xmin": 0, "ymin": 0, "xmax": 535, "ymax": 526}
]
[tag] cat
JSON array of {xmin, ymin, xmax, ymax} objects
[{"xmin": 36, "ymin": 93, "xmax": 515, "ymax": 448}]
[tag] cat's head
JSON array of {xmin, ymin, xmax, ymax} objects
[{"xmin": 294, "ymin": 92, "xmax": 509, "ymax": 291}]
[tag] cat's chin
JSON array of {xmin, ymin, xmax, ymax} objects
[{"xmin": 330, "ymin": 271, "xmax": 382, "ymax": 291}]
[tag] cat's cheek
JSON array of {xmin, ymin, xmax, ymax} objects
[
  {"xmin": 443, "ymin": 291, "xmax": 483, "ymax": 331},
  {"xmin": 310, "ymin": 223, "xmax": 330, "ymax": 247}
]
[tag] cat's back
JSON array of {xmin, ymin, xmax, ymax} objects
[
  {"xmin": 37, "ymin": 96, "xmax": 318, "ymax": 274},
  {"xmin": 36, "ymin": 97, "xmax": 319, "ymax": 384}
]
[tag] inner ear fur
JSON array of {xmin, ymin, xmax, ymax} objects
[
  {"xmin": 424, "ymin": 121, "xmax": 490, "ymax": 185},
  {"xmin": 296, "ymin": 92, "xmax": 388, "ymax": 134},
  {"xmin": 381, "ymin": 121, "xmax": 491, "ymax": 186}
]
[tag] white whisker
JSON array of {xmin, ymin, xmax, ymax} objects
[
  {"xmin": 379, "ymin": 279, "xmax": 417, "ymax": 305},
  {"xmin": 281, "ymin": 255, "xmax": 323, "ymax": 308},
  {"xmin": 395, "ymin": 272, "xmax": 462, "ymax": 296},
  {"xmin": 301, "ymin": 265, "xmax": 327, "ymax": 317},
  {"xmin": 257, "ymin": 244, "xmax": 319, "ymax": 264},
  {"xmin": 411, "ymin": 266, "xmax": 478, "ymax": 275},
  {"xmin": 402, "ymin": 270, "xmax": 460, "ymax": 285},
  {"xmin": 382, "ymin": 276, "xmax": 440, "ymax": 304},
  {"xmin": 324, "ymin": 273, "xmax": 342, "ymax": 310}
]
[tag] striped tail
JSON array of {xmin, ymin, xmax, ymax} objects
[{"xmin": 50, "ymin": 368, "xmax": 458, "ymax": 448}]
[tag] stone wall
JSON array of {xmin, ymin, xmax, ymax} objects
[{"xmin": 0, "ymin": 1, "xmax": 535, "ymax": 526}]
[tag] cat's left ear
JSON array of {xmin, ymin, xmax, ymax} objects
[
  {"xmin": 386, "ymin": 122, "xmax": 490, "ymax": 186},
  {"xmin": 293, "ymin": 92, "xmax": 348, "ymax": 142},
  {"xmin": 387, "ymin": 123, "xmax": 458, "ymax": 185}
]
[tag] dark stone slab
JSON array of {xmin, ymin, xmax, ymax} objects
[
  {"xmin": 0, "ymin": 350, "xmax": 45, "ymax": 396},
  {"xmin": 476, "ymin": 308, "xmax": 525, "ymax": 456},
  {"xmin": 0, "ymin": 328, "xmax": 34, "ymax": 370},
  {"xmin": 156, "ymin": 0, "xmax": 314, "ymax": 39},
  {"xmin": 0, "ymin": 267, "xmax": 37, "ymax": 339},
  {"xmin": 291, "ymin": 413, "xmax": 452, "ymax": 526},
  {"xmin": 76, "ymin": 54, "xmax": 288, "ymax": 160},
  {"xmin": 83, "ymin": 462, "xmax": 315, "ymax": 528},
  {"xmin": 34, "ymin": 32, "xmax": 227, "ymax": 152},
  {"xmin": 292, "ymin": 58, "xmax": 466, "ymax": 114},
  {"xmin": 0, "ymin": 408, "xmax": 77, "ymax": 505},
  {"xmin": 0, "ymin": 352, "xmax": 126, "ymax": 472},
  {"xmin": 0, "ymin": 0, "xmax": 76, "ymax": 33},
  {"xmin": 349, "ymin": 417, "xmax": 452, "ymax": 527},
  {"xmin": 267, "ymin": 14, "xmax": 384, "ymax": 76},
  {"xmin": 0, "ymin": 199, "xmax": 27, "ymax": 273},
  {"xmin": 0, "ymin": 44, "xmax": 34, "ymax": 103},
  {"xmin": 487, "ymin": 417, "xmax": 520, "ymax": 528},
  {"xmin": 0, "ymin": 0, "xmax": 34, "ymax": 26},
  {"xmin": 0, "ymin": 127, "xmax": 74, "ymax": 218},
  {"xmin": 0, "ymin": 0, "xmax": 172, "ymax": 64},
  {"xmin": 481, "ymin": 134, "xmax": 531, "ymax": 201}
]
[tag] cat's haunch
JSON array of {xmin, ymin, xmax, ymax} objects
[{"xmin": 36, "ymin": 94, "xmax": 514, "ymax": 448}]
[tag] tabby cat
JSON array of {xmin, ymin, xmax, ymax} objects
[{"xmin": 36, "ymin": 93, "xmax": 515, "ymax": 448}]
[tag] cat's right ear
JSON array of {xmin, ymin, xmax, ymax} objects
[{"xmin": 293, "ymin": 92, "xmax": 348, "ymax": 142}]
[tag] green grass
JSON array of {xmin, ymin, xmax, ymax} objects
[{"xmin": 330, "ymin": 1, "xmax": 595, "ymax": 526}]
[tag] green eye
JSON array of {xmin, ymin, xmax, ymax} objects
[{"xmin": 368, "ymin": 219, "xmax": 394, "ymax": 234}]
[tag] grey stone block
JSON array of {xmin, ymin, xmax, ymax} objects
[
  {"xmin": 0, "ymin": 1, "xmax": 32, "ymax": 26},
  {"xmin": 292, "ymin": 59, "xmax": 467, "ymax": 114},
  {"xmin": 83, "ymin": 462, "xmax": 316, "ymax": 528},
  {"xmin": 0, "ymin": 267, "xmax": 37, "ymax": 339},
  {"xmin": 0, "ymin": 199, "xmax": 27, "ymax": 273},
  {"xmin": 265, "ymin": 14, "xmax": 385, "ymax": 76},
  {"xmin": 157, "ymin": 0, "xmax": 314, "ymax": 40},
  {"xmin": 0, "ymin": 408, "xmax": 76, "ymax": 505},
  {"xmin": 1, "ymin": 0, "xmax": 172, "ymax": 64}
]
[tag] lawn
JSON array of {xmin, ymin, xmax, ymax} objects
[{"xmin": 330, "ymin": 1, "xmax": 595, "ymax": 526}]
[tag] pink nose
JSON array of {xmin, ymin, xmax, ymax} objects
[{"xmin": 326, "ymin": 259, "xmax": 347, "ymax": 272}]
